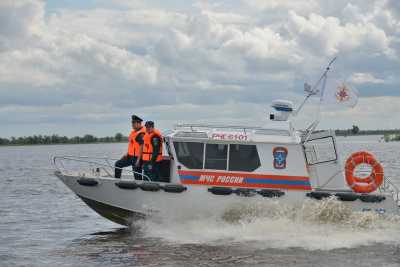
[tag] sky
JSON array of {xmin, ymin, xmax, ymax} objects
[{"xmin": 0, "ymin": 0, "xmax": 399, "ymax": 137}]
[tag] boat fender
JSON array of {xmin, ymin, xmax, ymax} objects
[
  {"xmin": 139, "ymin": 182, "xmax": 161, "ymax": 192},
  {"xmin": 335, "ymin": 193, "xmax": 359, "ymax": 201},
  {"xmin": 235, "ymin": 188, "xmax": 257, "ymax": 197},
  {"xmin": 257, "ymin": 189, "xmax": 285, "ymax": 198},
  {"xmin": 359, "ymin": 194, "xmax": 386, "ymax": 203},
  {"xmin": 115, "ymin": 181, "xmax": 138, "ymax": 190},
  {"xmin": 163, "ymin": 184, "xmax": 187, "ymax": 193},
  {"xmin": 77, "ymin": 177, "xmax": 98, "ymax": 186},
  {"xmin": 306, "ymin": 191, "xmax": 331, "ymax": 200},
  {"xmin": 208, "ymin": 187, "xmax": 233, "ymax": 195}
]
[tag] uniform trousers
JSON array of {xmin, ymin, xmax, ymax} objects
[{"xmin": 114, "ymin": 155, "xmax": 143, "ymax": 179}]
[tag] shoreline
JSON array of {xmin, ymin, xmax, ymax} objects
[
  {"xmin": 0, "ymin": 134, "xmax": 390, "ymax": 147},
  {"xmin": 0, "ymin": 141, "xmax": 127, "ymax": 147}
]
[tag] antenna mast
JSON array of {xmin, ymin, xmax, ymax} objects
[
  {"xmin": 294, "ymin": 57, "xmax": 337, "ymax": 116},
  {"xmin": 295, "ymin": 57, "xmax": 337, "ymax": 142}
]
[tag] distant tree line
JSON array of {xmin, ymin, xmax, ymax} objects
[
  {"xmin": 0, "ymin": 133, "xmax": 127, "ymax": 146},
  {"xmin": 2, "ymin": 126, "xmax": 400, "ymax": 146},
  {"xmin": 384, "ymin": 133, "xmax": 400, "ymax": 142},
  {"xmin": 335, "ymin": 125, "xmax": 400, "ymax": 136}
]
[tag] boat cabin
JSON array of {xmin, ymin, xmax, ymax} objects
[{"xmin": 160, "ymin": 123, "xmax": 346, "ymax": 191}]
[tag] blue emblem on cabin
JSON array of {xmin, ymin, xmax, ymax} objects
[{"xmin": 273, "ymin": 147, "xmax": 288, "ymax": 169}]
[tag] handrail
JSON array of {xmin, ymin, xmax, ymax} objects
[
  {"xmin": 174, "ymin": 124, "xmax": 292, "ymax": 137},
  {"xmin": 381, "ymin": 175, "xmax": 400, "ymax": 206},
  {"xmin": 53, "ymin": 155, "xmax": 152, "ymax": 181},
  {"xmin": 56, "ymin": 155, "xmax": 120, "ymax": 161},
  {"xmin": 174, "ymin": 123, "xmax": 266, "ymax": 131}
]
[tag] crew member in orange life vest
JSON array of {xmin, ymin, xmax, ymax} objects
[
  {"xmin": 114, "ymin": 115, "xmax": 146, "ymax": 179},
  {"xmin": 142, "ymin": 121, "xmax": 163, "ymax": 181}
]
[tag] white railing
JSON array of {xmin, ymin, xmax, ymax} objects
[
  {"xmin": 380, "ymin": 176, "xmax": 400, "ymax": 206},
  {"xmin": 175, "ymin": 123, "xmax": 262, "ymax": 132},
  {"xmin": 53, "ymin": 155, "xmax": 152, "ymax": 181},
  {"xmin": 174, "ymin": 123, "xmax": 291, "ymax": 136}
]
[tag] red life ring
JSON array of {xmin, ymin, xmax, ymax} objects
[{"xmin": 345, "ymin": 151, "xmax": 384, "ymax": 193}]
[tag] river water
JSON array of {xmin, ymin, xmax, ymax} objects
[{"xmin": 1, "ymin": 136, "xmax": 400, "ymax": 266}]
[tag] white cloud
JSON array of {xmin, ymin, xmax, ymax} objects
[
  {"xmin": 386, "ymin": 0, "xmax": 400, "ymax": 19},
  {"xmin": 222, "ymin": 27, "xmax": 301, "ymax": 64},
  {"xmin": 202, "ymin": 10, "xmax": 252, "ymax": 25},
  {"xmin": 350, "ymin": 72, "xmax": 385, "ymax": 85},
  {"xmin": 0, "ymin": 0, "xmax": 44, "ymax": 50},
  {"xmin": 245, "ymin": 0, "xmax": 319, "ymax": 14},
  {"xmin": 0, "ymin": 48, "xmax": 64, "ymax": 86},
  {"xmin": 0, "ymin": 0, "xmax": 399, "ymax": 136},
  {"xmin": 287, "ymin": 11, "xmax": 393, "ymax": 57}
]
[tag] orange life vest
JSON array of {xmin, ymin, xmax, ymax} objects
[
  {"xmin": 142, "ymin": 129, "xmax": 163, "ymax": 162},
  {"xmin": 127, "ymin": 126, "xmax": 146, "ymax": 156}
]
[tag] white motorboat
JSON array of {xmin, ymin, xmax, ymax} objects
[{"xmin": 53, "ymin": 61, "xmax": 400, "ymax": 226}]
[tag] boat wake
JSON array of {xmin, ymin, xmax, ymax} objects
[{"xmin": 134, "ymin": 198, "xmax": 400, "ymax": 250}]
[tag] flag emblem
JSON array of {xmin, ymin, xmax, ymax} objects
[
  {"xmin": 322, "ymin": 81, "xmax": 358, "ymax": 108},
  {"xmin": 273, "ymin": 147, "xmax": 288, "ymax": 169},
  {"xmin": 335, "ymin": 84, "xmax": 350, "ymax": 102}
]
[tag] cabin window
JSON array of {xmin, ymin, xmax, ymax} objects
[
  {"xmin": 228, "ymin": 144, "xmax": 260, "ymax": 172},
  {"xmin": 173, "ymin": 142, "xmax": 204, "ymax": 169},
  {"xmin": 304, "ymin": 136, "xmax": 337, "ymax": 165},
  {"xmin": 205, "ymin": 144, "xmax": 228, "ymax": 170}
]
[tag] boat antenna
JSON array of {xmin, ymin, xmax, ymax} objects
[
  {"xmin": 293, "ymin": 56, "xmax": 337, "ymax": 116},
  {"xmin": 300, "ymin": 57, "xmax": 337, "ymax": 142}
]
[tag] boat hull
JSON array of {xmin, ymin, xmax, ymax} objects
[
  {"xmin": 77, "ymin": 194, "xmax": 144, "ymax": 225},
  {"xmin": 55, "ymin": 171, "xmax": 399, "ymax": 226}
]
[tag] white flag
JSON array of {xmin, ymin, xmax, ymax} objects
[{"xmin": 322, "ymin": 81, "xmax": 358, "ymax": 108}]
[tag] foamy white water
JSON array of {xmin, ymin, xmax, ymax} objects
[{"xmin": 140, "ymin": 198, "xmax": 400, "ymax": 250}]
